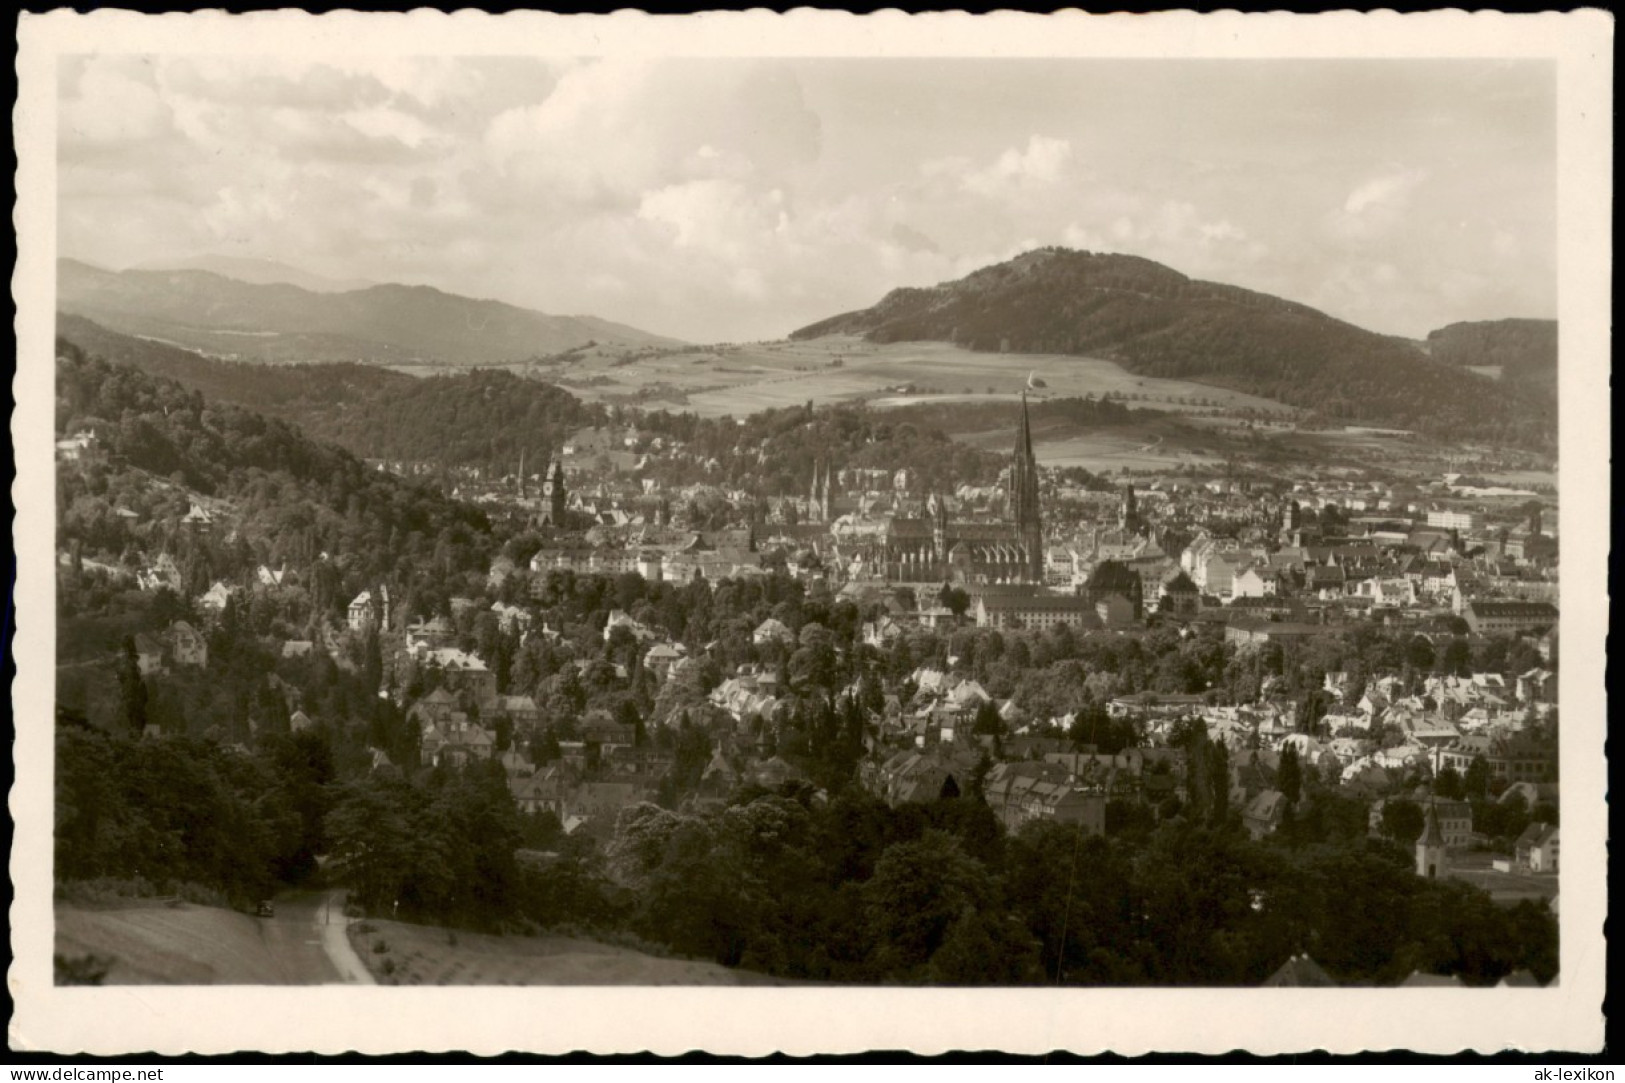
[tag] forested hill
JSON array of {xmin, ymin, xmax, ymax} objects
[
  {"xmin": 1425, "ymin": 319, "xmax": 1558, "ymax": 403},
  {"xmin": 58, "ymin": 314, "xmax": 605, "ymax": 475},
  {"xmin": 791, "ymin": 247, "xmax": 1554, "ymax": 449},
  {"xmin": 56, "ymin": 339, "xmax": 499, "ymax": 590},
  {"xmin": 57, "ymin": 257, "xmax": 680, "ymax": 367}
]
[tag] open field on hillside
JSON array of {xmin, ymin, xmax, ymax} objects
[
  {"xmin": 1442, "ymin": 855, "xmax": 1560, "ymax": 907},
  {"xmin": 55, "ymin": 900, "xmax": 309, "ymax": 984},
  {"xmin": 497, "ymin": 335, "xmax": 1294, "ymax": 419},
  {"xmin": 373, "ymin": 334, "xmax": 1550, "ymax": 481},
  {"xmin": 348, "ymin": 918, "xmax": 796, "ymax": 986},
  {"xmin": 954, "ymin": 421, "xmax": 1223, "ymax": 473},
  {"xmin": 1030, "ymin": 432, "xmax": 1211, "ymax": 473},
  {"xmin": 1471, "ymin": 469, "xmax": 1558, "ymax": 490},
  {"xmin": 963, "ymin": 405, "xmax": 1544, "ymax": 482}
]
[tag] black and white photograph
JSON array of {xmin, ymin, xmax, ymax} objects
[{"xmin": 11, "ymin": 9, "xmax": 1610, "ymax": 1057}]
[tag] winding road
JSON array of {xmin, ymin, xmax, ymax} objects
[{"xmin": 260, "ymin": 888, "xmax": 374, "ymax": 984}]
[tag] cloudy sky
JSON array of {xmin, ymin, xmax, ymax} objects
[{"xmin": 58, "ymin": 55, "xmax": 1555, "ymax": 343}]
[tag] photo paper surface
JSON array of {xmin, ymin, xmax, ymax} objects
[{"xmin": 11, "ymin": 9, "xmax": 1611, "ymax": 1056}]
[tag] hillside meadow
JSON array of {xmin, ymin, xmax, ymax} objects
[
  {"xmin": 526, "ymin": 336, "xmax": 1293, "ymax": 419},
  {"xmin": 56, "ymin": 899, "xmax": 302, "ymax": 985},
  {"xmin": 347, "ymin": 918, "xmax": 798, "ymax": 986}
]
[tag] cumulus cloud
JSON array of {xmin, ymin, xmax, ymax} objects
[
  {"xmin": 1344, "ymin": 167, "xmax": 1426, "ymax": 215},
  {"xmin": 55, "ymin": 55, "xmax": 1553, "ymax": 342},
  {"xmin": 1327, "ymin": 166, "xmax": 1430, "ymax": 244},
  {"xmin": 1060, "ymin": 199, "xmax": 1267, "ymax": 277},
  {"xmin": 637, "ymin": 179, "xmax": 786, "ymax": 260},
  {"xmin": 353, "ymin": 57, "xmax": 503, "ymax": 117},
  {"xmin": 158, "ymin": 57, "xmax": 392, "ymax": 112},
  {"xmin": 59, "ymin": 58, "xmax": 175, "ymax": 150},
  {"xmin": 200, "ymin": 184, "xmax": 291, "ymax": 240},
  {"xmin": 960, "ymin": 135, "xmax": 1073, "ymax": 196},
  {"xmin": 346, "ymin": 106, "xmax": 440, "ymax": 150},
  {"xmin": 483, "ymin": 59, "xmax": 821, "ymax": 213},
  {"xmin": 1304, "ymin": 259, "xmax": 1436, "ymax": 335}
]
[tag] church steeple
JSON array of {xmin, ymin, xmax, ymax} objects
[
  {"xmin": 928, "ymin": 490, "xmax": 949, "ymax": 563},
  {"xmin": 1120, "ymin": 482, "xmax": 1139, "ymax": 532},
  {"xmin": 808, "ymin": 460, "xmax": 836, "ymax": 523},
  {"xmin": 1015, "ymin": 390, "xmax": 1036, "ymax": 465},
  {"xmin": 542, "ymin": 459, "xmax": 567, "ymax": 527},
  {"xmin": 1416, "ymin": 800, "xmax": 1448, "ymax": 879},
  {"xmin": 1010, "ymin": 391, "xmax": 1043, "ymax": 582}
]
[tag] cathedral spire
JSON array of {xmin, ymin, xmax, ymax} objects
[
  {"xmin": 1015, "ymin": 390, "xmax": 1035, "ymax": 463},
  {"xmin": 1010, "ymin": 391, "xmax": 1043, "ymax": 582}
]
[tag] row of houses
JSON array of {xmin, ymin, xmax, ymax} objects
[
  {"xmin": 1435, "ymin": 732, "xmax": 1558, "ymax": 784},
  {"xmin": 525, "ymin": 542, "xmax": 764, "ymax": 585},
  {"xmin": 980, "ymin": 760, "xmax": 1107, "ymax": 835},
  {"xmin": 862, "ymin": 741, "xmax": 1185, "ymax": 832}
]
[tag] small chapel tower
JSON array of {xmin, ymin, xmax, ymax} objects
[
  {"xmin": 541, "ymin": 460, "xmax": 567, "ymax": 527},
  {"xmin": 1416, "ymin": 801, "xmax": 1448, "ymax": 880}
]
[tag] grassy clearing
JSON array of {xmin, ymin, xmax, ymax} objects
[
  {"xmin": 54, "ymin": 901, "xmax": 291, "ymax": 984},
  {"xmin": 1441, "ymin": 854, "xmax": 1560, "ymax": 906},
  {"xmin": 951, "ymin": 411, "xmax": 1227, "ymax": 473},
  {"xmin": 347, "ymin": 918, "xmax": 797, "ymax": 986},
  {"xmin": 509, "ymin": 335, "xmax": 1291, "ymax": 420},
  {"xmin": 1473, "ymin": 469, "xmax": 1557, "ymax": 489}
]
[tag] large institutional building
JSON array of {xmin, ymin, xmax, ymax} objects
[{"xmin": 882, "ymin": 393, "xmax": 1045, "ymax": 585}]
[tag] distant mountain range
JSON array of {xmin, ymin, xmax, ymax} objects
[
  {"xmin": 792, "ymin": 247, "xmax": 1555, "ymax": 449},
  {"xmin": 130, "ymin": 253, "xmax": 378, "ymax": 293},
  {"xmin": 1425, "ymin": 319, "xmax": 1557, "ymax": 403},
  {"xmin": 57, "ymin": 258, "xmax": 682, "ymax": 367},
  {"xmin": 56, "ymin": 313, "xmax": 601, "ymax": 476}
]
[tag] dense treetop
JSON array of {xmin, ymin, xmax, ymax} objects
[
  {"xmin": 56, "ymin": 715, "xmax": 1557, "ymax": 988},
  {"xmin": 58, "ymin": 315, "xmax": 603, "ymax": 476},
  {"xmin": 1425, "ymin": 318, "xmax": 1557, "ymax": 404},
  {"xmin": 55, "ymin": 338, "xmax": 500, "ymax": 596}
]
